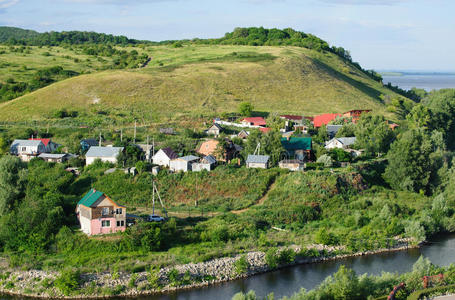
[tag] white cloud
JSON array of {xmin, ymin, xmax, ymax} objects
[{"xmin": 0, "ymin": 0, "xmax": 19, "ymax": 9}]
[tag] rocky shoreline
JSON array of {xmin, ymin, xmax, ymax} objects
[{"xmin": 0, "ymin": 239, "xmax": 417, "ymax": 299}]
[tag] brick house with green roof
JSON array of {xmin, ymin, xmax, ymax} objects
[
  {"xmin": 281, "ymin": 137, "xmax": 312, "ymax": 161},
  {"xmin": 76, "ymin": 189, "xmax": 126, "ymax": 235}
]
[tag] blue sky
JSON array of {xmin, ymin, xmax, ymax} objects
[{"xmin": 1, "ymin": 0, "xmax": 454, "ymax": 71}]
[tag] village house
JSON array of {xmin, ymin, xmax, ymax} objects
[
  {"xmin": 10, "ymin": 139, "xmax": 46, "ymax": 161},
  {"xmin": 313, "ymin": 113, "xmax": 342, "ymax": 128},
  {"xmin": 38, "ymin": 153, "xmax": 76, "ymax": 163},
  {"xmin": 170, "ymin": 155, "xmax": 200, "ymax": 172},
  {"xmin": 240, "ymin": 117, "xmax": 267, "ymax": 127},
  {"xmin": 85, "ymin": 146, "xmax": 124, "ymax": 166},
  {"xmin": 206, "ymin": 123, "xmax": 223, "ymax": 137},
  {"xmin": 246, "ymin": 154, "xmax": 270, "ymax": 169},
  {"xmin": 343, "ymin": 109, "xmax": 371, "ymax": 123},
  {"xmin": 159, "ymin": 128, "xmax": 175, "ymax": 135},
  {"xmin": 196, "ymin": 138, "xmax": 240, "ymax": 161},
  {"xmin": 152, "ymin": 147, "xmax": 178, "ymax": 167},
  {"xmin": 281, "ymin": 137, "xmax": 312, "ymax": 161},
  {"xmin": 325, "ymin": 137, "xmax": 357, "ymax": 150},
  {"xmin": 80, "ymin": 139, "xmax": 99, "ymax": 152},
  {"xmin": 327, "ymin": 125, "xmax": 343, "ymax": 138},
  {"xmin": 279, "ymin": 159, "xmax": 305, "ymax": 171},
  {"xmin": 280, "ymin": 115, "xmax": 304, "ymax": 125},
  {"xmin": 237, "ymin": 130, "xmax": 249, "ymax": 139},
  {"xmin": 29, "ymin": 138, "xmax": 60, "ymax": 153},
  {"xmin": 76, "ymin": 189, "xmax": 126, "ymax": 235},
  {"xmin": 192, "ymin": 155, "xmax": 217, "ymax": 172}
]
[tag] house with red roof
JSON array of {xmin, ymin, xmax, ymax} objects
[
  {"xmin": 313, "ymin": 113, "xmax": 342, "ymax": 128},
  {"xmin": 28, "ymin": 138, "xmax": 60, "ymax": 153},
  {"xmin": 241, "ymin": 117, "xmax": 266, "ymax": 127},
  {"xmin": 259, "ymin": 127, "xmax": 272, "ymax": 133}
]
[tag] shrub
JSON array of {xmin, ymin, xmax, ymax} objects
[
  {"xmin": 54, "ymin": 270, "xmax": 80, "ymax": 296},
  {"xmin": 278, "ymin": 248, "xmax": 296, "ymax": 265},
  {"xmin": 234, "ymin": 255, "xmax": 249, "ymax": 275},
  {"xmin": 265, "ymin": 248, "xmax": 278, "ymax": 269},
  {"xmin": 168, "ymin": 268, "xmax": 180, "ymax": 286},
  {"xmin": 128, "ymin": 273, "xmax": 138, "ymax": 288},
  {"xmin": 147, "ymin": 266, "xmax": 160, "ymax": 289}
]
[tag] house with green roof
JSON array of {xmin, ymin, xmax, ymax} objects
[
  {"xmin": 76, "ymin": 189, "xmax": 126, "ymax": 235},
  {"xmin": 281, "ymin": 137, "xmax": 312, "ymax": 161}
]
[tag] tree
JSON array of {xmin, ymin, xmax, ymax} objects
[
  {"xmin": 242, "ymin": 129, "xmax": 284, "ymax": 166},
  {"xmin": 238, "ymin": 102, "xmax": 253, "ymax": 117},
  {"xmin": 384, "ymin": 129, "xmax": 438, "ymax": 193},
  {"xmin": 0, "ymin": 137, "xmax": 8, "ymax": 155},
  {"xmin": 354, "ymin": 114, "xmax": 395, "ymax": 156},
  {"xmin": 316, "ymin": 124, "xmax": 329, "ymax": 143},
  {"xmin": 406, "ymin": 104, "xmax": 432, "ymax": 130},
  {"xmin": 0, "ymin": 156, "xmax": 27, "ymax": 216},
  {"xmin": 336, "ymin": 123, "xmax": 356, "ymax": 138}
]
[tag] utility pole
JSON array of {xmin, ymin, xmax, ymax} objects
[
  {"xmin": 146, "ymin": 135, "xmax": 150, "ymax": 162},
  {"xmin": 120, "ymin": 129, "xmax": 123, "ymax": 142},
  {"xmin": 133, "ymin": 121, "xmax": 137, "ymax": 144},
  {"xmin": 99, "ymin": 132, "xmax": 102, "ymax": 147}
]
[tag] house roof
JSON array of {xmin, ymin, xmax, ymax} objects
[
  {"xmin": 281, "ymin": 137, "xmax": 312, "ymax": 151},
  {"xmin": 327, "ymin": 125, "xmax": 343, "ymax": 133},
  {"xmin": 85, "ymin": 146, "xmax": 123, "ymax": 158},
  {"xmin": 178, "ymin": 155, "xmax": 200, "ymax": 162},
  {"xmin": 38, "ymin": 153, "xmax": 69, "ymax": 159},
  {"xmin": 242, "ymin": 117, "xmax": 266, "ymax": 126},
  {"xmin": 78, "ymin": 189, "xmax": 104, "ymax": 207},
  {"xmin": 279, "ymin": 159, "xmax": 304, "ymax": 164},
  {"xmin": 335, "ymin": 137, "xmax": 357, "ymax": 146},
  {"xmin": 280, "ymin": 115, "xmax": 303, "ymax": 121},
  {"xmin": 160, "ymin": 147, "xmax": 178, "ymax": 159},
  {"xmin": 11, "ymin": 139, "xmax": 43, "ymax": 147},
  {"xmin": 313, "ymin": 113, "xmax": 342, "ymax": 127},
  {"xmin": 202, "ymin": 155, "xmax": 217, "ymax": 164},
  {"xmin": 209, "ymin": 123, "xmax": 223, "ymax": 130},
  {"xmin": 78, "ymin": 188, "xmax": 124, "ymax": 208},
  {"xmin": 81, "ymin": 139, "xmax": 98, "ymax": 146},
  {"xmin": 29, "ymin": 138, "xmax": 51, "ymax": 146},
  {"xmin": 259, "ymin": 127, "xmax": 272, "ymax": 133},
  {"xmin": 246, "ymin": 154, "xmax": 270, "ymax": 164}
]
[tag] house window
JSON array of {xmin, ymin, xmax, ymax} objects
[
  {"xmin": 116, "ymin": 208, "xmax": 122, "ymax": 215},
  {"xmin": 101, "ymin": 220, "xmax": 110, "ymax": 227},
  {"xmin": 116, "ymin": 220, "xmax": 125, "ymax": 227},
  {"xmin": 102, "ymin": 207, "xmax": 109, "ymax": 216}
]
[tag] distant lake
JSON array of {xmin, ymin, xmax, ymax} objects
[{"xmin": 382, "ymin": 74, "xmax": 455, "ymax": 91}]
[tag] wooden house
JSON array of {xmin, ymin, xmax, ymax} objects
[
  {"xmin": 76, "ymin": 189, "xmax": 126, "ymax": 235},
  {"xmin": 246, "ymin": 155, "xmax": 269, "ymax": 169},
  {"xmin": 10, "ymin": 139, "xmax": 46, "ymax": 161},
  {"xmin": 281, "ymin": 137, "xmax": 312, "ymax": 161}
]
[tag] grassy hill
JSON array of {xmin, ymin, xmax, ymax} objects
[{"xmin": 0, "ymin": 44, "xmax": 400, "ymax": 125}]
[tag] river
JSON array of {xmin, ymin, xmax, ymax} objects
[
  {"xmin": 382, "ymin": 74, "xmax": 455, "ymax": 91},
  {"xmin": 2, "ymin": 234, "xmax": 455, "ymax": 300}
]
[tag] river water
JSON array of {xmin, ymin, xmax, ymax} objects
[
  {"xmin": 2, "ymin": 234, "xmax": 455, "ymax": 300},
  {"xmin": 382, "ymin": 74, "xmax": 455, "ymax": 91}
]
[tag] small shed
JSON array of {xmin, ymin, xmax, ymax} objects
[
  {"xmin": 38, "ymin": 153, "xmax": 75, "ymax": 163},
  {"xmin": 207, "ymin": 124, "xmax": 223, "ymax": 136},
  {"xmin": 279, "ymin": 159, "xmax": 305, "ymax": 171},
  {"xmin": 238, "ymin": 130, "xmax": 249, "ymax": 139},
  {"xmin": 169, "ymin": 155, "xmax": 200, "ymax": 172},
  {"xmin": 192, "ymin": 155, "xmax": 217, "ymax": 172},
  {"xmin": 159, "ymin": 128, "xmax": 175, "ymax": 135},
  {"xmin": 246, "ymin": 155, "xmax": 269, "ymax": 169}
]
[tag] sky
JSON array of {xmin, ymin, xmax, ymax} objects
[{"xmin": 0, "ymin": 0, "xmax": 454, "ymax": 71}]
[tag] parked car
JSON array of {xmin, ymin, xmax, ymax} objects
[{"xmin": 147, "ymin": 214, "xmax": 165, "ymax": 222}]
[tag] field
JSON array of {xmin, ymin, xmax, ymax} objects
[{"xmin": 0, "ymin": 44, "xmax": 401, "ymax": 125}]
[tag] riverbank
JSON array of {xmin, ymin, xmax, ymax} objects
[{"xmin": 0, "ymin": 239, "xmax": 417, "ymax": 299}]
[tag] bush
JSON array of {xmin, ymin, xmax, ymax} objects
[
  {"xmin": 234, "ymin": 255, "xmax": 249, "ymax": 275},
  {"xmin": 54, "ymin": 270, "xmax": 80, "ymax": 296},
  {"xmin": 278, "ymin": 248, "xmax": 296, "ymax": 265},
  {"xmin": 265, "ymin": 248, "xmax": 278, "ymax": 269},
  {"xmin": 168, "ymin": 268, "xmax": 180, "ymax": 286}
]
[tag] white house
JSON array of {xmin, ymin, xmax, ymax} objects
[
  {"xmin": 10, "ymin": 139, "xmax": 46, "ymax": 161},
  {"xmin": 85, "ymin": 146, "xmax": 124, "ymax": 165},
  {"xmin": 152, "ymin": 147, "xmax": 178, "ymax": 167},
  {"xmin": 169, "ymin": 155, "xmax": 200, "ymax": 172},
  {"xmin": 325, "ymin": 137, "xmax": 357, "ymax": 150},
  {"xmin": 192, "ymin": 155, "xmax": 217, "ymax": 172}
]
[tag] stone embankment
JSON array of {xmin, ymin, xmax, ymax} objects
[{"xmin": 0, "ymin": 239, "xmax": 417, "ymax": 299}]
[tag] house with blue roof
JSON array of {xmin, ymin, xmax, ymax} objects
[{"xmin": 76, "ymin": 189, "xmax": 126, "ymax": 235}]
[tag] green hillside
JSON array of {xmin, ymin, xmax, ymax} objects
[{"xmin": 0, "ymin": 44, "xmax": 401, "ymax": 125}]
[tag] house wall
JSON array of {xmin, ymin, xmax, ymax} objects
[
  {"xmin": 247, "ymin": 162, "xmax": 268, "ymax": 169},
  {"xmin": 90, "ymin": 217, "xmax": 125, "ymax": 235},
  {"xmin": 12, "ymin": 145, "xmax": 44, "ymax": 155},
  {"xmin": 170, "ymin": 160, "xmax": 189, "ymax": 172},
  {"xmin": 86, "ymin": 156, "xmax": 118, "ymax": 166},
  {"xmin": 153, "ymin": 150, "xmax": 171, "ymax": 167},
  {"xmin": 80, "ymin": 216, "xmax": 92, "ymax": 235},
  {"xmin": 325, "ymin": 140, "xmax": 343, "ymax": 149},
  {"xmin": 279, "ymin": 162, "xmax": 303, "ymax": 171},
  {"xmin": 192, "ymin": 163, "xmax": 211, "ymax": 172}
]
